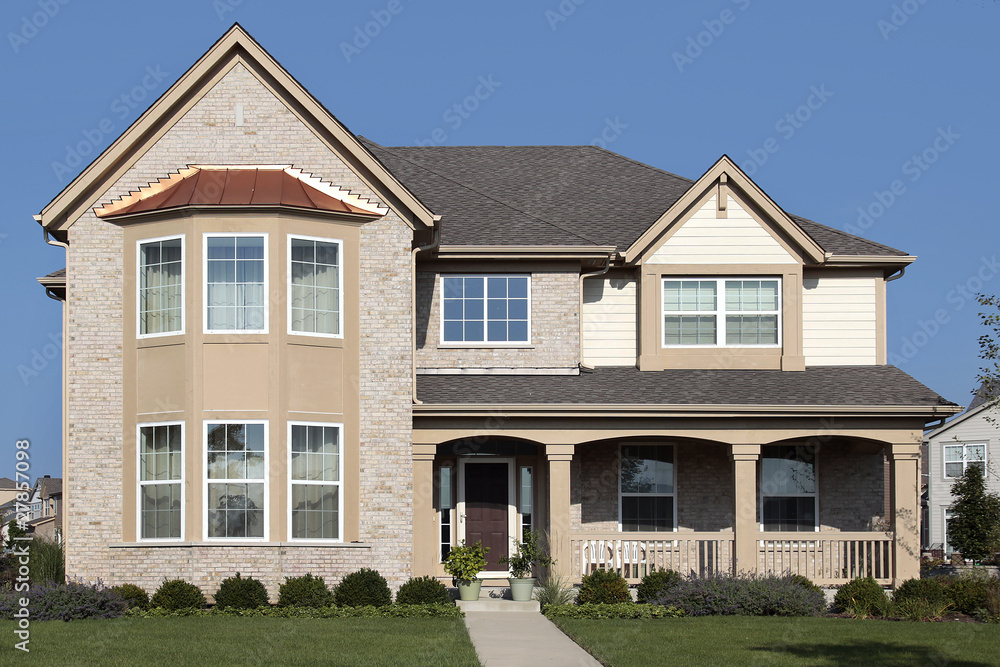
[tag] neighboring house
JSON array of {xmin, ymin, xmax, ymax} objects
[
  {"xmin": 25, "ymin": 476, "xmax": 63, "ymax": 543},
  {"xmin": 32, "ymin": 25, "xmax": 960, "ymax": 596},
  {"xmin": 0, "ymin": 477, "xmax": 19, "ymax": 507},
  {"xmin": 925, "ymin": 387, "xmax": 1000, "ymax": 555}
]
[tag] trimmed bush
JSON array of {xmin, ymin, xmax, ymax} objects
[
  {"xmin": 0, "ymin": 581, "xmax": 127, "ymax": 621},
  {"xmin": 946, "ymin": 570, "xmax": 993, "ymax": 615},
  {"xmin": 834, "ymin": 576, "xmax": 889, "ymax": 617},
  {"xmin": 334, "ymin": 568, "xmax": 392, "ymax": 608},
  {"xmin": 544, "ymin": 603, "xmax": 684, "ymax": 619},
  {"xmin": 892, "ymin": 577, "xmax": 950, "ymax": 605},
  {"xmin": 656, "ymin": 572, "xmax": 826, "ymax": 617},
  {"xmin": 396, "ymin": 576, "xmax": 452, "ymax": 605},
  {"xmin": 576, "ymin": 569, "xmax": 630, "ymax": 605},
  {"xmin": 126, "ymin": 602, "xmax": 463, "ymax": 618},
  {"xmin": 214, "ymin": 572, "xmax": 268, "ymax": 610},
  {"xmin": 636, "ymin": 568, "xmax": 681, "ymax": 603},
  {"xmin": 150, "ymin": 579, "xmax": 207, "ymax": 611},
  {"xmin": 111, "ymin": 583, "xmax": 150, "ymax": 610},
  {"xmin": 278, "ymin": 573, "xmax": 333, "ymax": 608}
]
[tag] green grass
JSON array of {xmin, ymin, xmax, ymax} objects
[
  {"xmin": 553, "ymin": 616, "xmax": 1000, "ymax": 667},
  {"xmin": 0, "ymin": 617, "xmax": 480, "ymax": 666}
]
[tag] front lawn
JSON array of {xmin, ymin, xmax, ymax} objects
[
  {"xmin": 0, "ymin": 616, "xmax": 480, "ymax": 666},
  {"xmin": 554, "ymin": 616, "xmax": 1000, "ymax": 667}
]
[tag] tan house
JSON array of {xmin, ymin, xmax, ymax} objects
[{"xmin": 34, "ymin": 25, "xmax": 959, "ymax": 596}]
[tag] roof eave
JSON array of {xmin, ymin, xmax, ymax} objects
[
  {"xmin": 434, "ymin": 245, "xmax": 618, "ymax": 260},
  {"xmin": 99, "ymin": 204, "xmax": 384, "ymax": 225},
  {"xmin": 413, "ymin": 403, "xmax": 963, "ymax": 418},
  {"xmin": 821, "ymin": 254, "xmax": 917, "ymax": 268}
]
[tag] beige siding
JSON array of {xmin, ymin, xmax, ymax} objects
[
  {"xmin": 802, "ymin": 275, "xmax": 877, "ymax": 365},
  {"xmin": 581, "ymin": 275, "xmax": 637, "ymax": 367},
  {"xmin": 648, "ymin": 195, "xmax": 797, "ymax": 265}
]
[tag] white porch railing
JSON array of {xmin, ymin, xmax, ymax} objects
[
  {"xmin": 570, "ymin": 532, "xmax": 735, "ymax": 584},
  {"xmin": 757, "ymin": 531, "xmax": 894, "ymax": 585}
]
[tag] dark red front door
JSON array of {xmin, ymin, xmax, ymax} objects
[{"xmin": 465, "ymin": 462, "xmax": 508, "ymax": 571}]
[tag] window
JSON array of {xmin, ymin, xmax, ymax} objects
[
  {"xmin": 289, "ymin": 423, "xmax": 341, "ymax": 540},
  {"xmin": 205, "ymin": 422, "xmax": 266, "ymax": 539},
  {"xmin": 761, "ymin": 445, "xmax": 817, "ymax": 532},
  {"xmin": 519, "ymin": 466, "xmax": 533, "ymax": 540},
  {"xmin": 442, "ymin": 275, "xmax": 529, "ymax": 344},
  {"xmin": 138, "ymin": 236, "xmax": 183, "ymax": 336},
  {"xmin": 439, "ymin": 466, "xmax": 453, "ymax": 562},
  {"xmin": 662, "ymin": 278, "xmax": 780, "ymax": 346},
  {"xmin": 944, "ymin": 443, "xmax": 985, "ymax": 479},
  {"xmin": 205, "ymin": 234, "xmax": 266, "ymax": 332},
  {"xmin": 620, "ymin": 444, "xmax": 675, "ymax": 531},
  {"xmin": 138, "ymin": 422, "xmax": 183, "ymax": 540},
  {"xmin": 289, "ymin": 236, "xmax": 342, "ymax": 336}
]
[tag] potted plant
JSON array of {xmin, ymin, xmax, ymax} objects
[
  {"xmin": 443, "ymin": 540, "xmax": 490, "ymax": 601},
  {"xmin": 498, "ymin": 530, "xmax": 553, "ymax": 602}
]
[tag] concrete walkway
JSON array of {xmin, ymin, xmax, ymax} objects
[{"xmin": 463, "ymin": 611, "xmax": 602, "ymax": 666}]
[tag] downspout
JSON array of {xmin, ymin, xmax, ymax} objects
[
  {"xmin": 41, "ymin": 221, "xmax": 69, "ymax": 549},
  {"xmin": 578, "ymin": 252, "xmax": 616, "ymax": 370},
  {"xmin": 412, "ymin": 220, "xmax": 441, "ymax": 404}
]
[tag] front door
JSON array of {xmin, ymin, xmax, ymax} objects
[{"xmin": 463, "ymin": 461, "xmax": 510, "ymax": 572}]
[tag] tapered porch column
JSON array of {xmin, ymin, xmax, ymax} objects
[
  {"xmin": 890, "ymin": 443, "xmax": 921, "ymax": 585},
  {"xmin": 547, "ymin": 445, "xmax": 575, "ymax": 581},
  {"xmin": 731, "ymin": 444, "xmax": 760, "ymax": 575},
  {"xmin": 412, "ymin": 444, "xmax": 437, "ymax": 578}
]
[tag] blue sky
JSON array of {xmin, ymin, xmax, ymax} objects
[{"xmin": 2, "ymin": 0, "xmax": 998, "ymax": 480}]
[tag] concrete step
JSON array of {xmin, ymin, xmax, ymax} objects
[{"xmin": 457, "ymin": 599, "xmax": 540, "ymax": 612}]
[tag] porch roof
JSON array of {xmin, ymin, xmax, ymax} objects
[{"xmin": 415, "ymin": 365, "xmax": 959, "ymax": 412}]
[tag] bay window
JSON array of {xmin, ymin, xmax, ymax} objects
[
  {"xmin": 289, "ymin": 423, "xmax": 342, "ymax": 540},
  {"xmin": 289, "ymin": 235, "xmax": 342, "ymax": 336},
  {"xmin": 205, "ymin": 422, "xmax": 266, "ymax": 539},
  {"xmin": 138, "ymin": 422, "xmax": 182, "ymax": 540},
  {"xmin": 138, "ymin": 236, "xmax": 183, "ymax": 336},
  {"xmin": 205, "ymin": 234, "xmax": 266, "ymax": 332}
]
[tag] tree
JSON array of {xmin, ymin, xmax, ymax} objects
[
  {"xmin": 2, "ymin": 519, "xmax": 27, "ymax": 551},
  {"xmin": 948, "ymin": 462, "xmax": 1000, "ymax": 562},
  {"xmin": 976, "ymin": 294, "xmax": 1000, "ymax": 410}
]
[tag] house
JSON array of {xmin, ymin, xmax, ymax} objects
[
  {"xmin": 925, "ymin": 386, "xmax": 999, "ymax": 556},
  {"xmin": 33, "ymin": 25, "xmax": 960, "ymax": 597},
  {"xmin": 0, "ymin": 477, "xmax": 19, "ymax": 508},
  {"xmin": 24, "ymin": 476, "xmax": 63, "ymax": 543}
]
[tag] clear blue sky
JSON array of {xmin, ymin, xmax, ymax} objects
[{"xmin": 2, "ymin": 0, "xmax": 998, "ymax": 480}]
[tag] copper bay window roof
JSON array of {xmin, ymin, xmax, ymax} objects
[{"xmin": 94, "ymin": 165, "xmax": 388, "ymax": 219}]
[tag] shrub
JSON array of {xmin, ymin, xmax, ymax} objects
[
  {"xmin": 833, "ymin": 576, "xmax": 889, "ymax": 617},
  {"xmin": 534, "ymin": 575, "xmax": 575, "ymax": 609},
  {"xmin": 278, "ymin": 573, "xmax": 333, "ymax": 608},
  {"xmin": 126, "ymin": 602, "xmax": 463, "ymax": 619},
  {"xmin": 892, "ymin": 577, "xmax": 950, "ymax": 605},
  {"xmin": 150, "ymin": 579, "xmax": 207, "ymax": 611},
  {"xmin": 544, "ymin": 603, "xmax": 684, "ymax": 619},
  {"xmin": 789, "ymin": 574, "xmax": 823, "ymax": 597},
  {"xmin": 111, "ymin": 583, "xmax": 149, "ymax": 610},
  {"xmin": 395, "ymin": 576, "xmax": 452, "ymax": 605},
  {"xmin": 334, "ymin": 568, "xmax": 392, "ymax": 608},
  {"xmin": 636, "ymin": 568, "xmax": 681, "ymax": 603},
  {"xmin": 576, "ymin": 569, "xmax": 630, "ymax": 605},
  {"xmin": 214, "ymin": 573, "xmax": 268, "ymax": 610},
  {"xmin": 656, "ymin": 572, "xmax": 826, "ymax": 617},
  {"xmin": 946, "ymin": 569, "xmax": 994, "ymax": 615},
  {"xmin": 28, "ymin": 537, "xmax": 65, "ymax": 585},
  {"xmin": 892, "ymin": 596, "xmax": 952, "ymax": 621},
  {"xmin": 0, "ymin": 581, "xmax": 126, "ymax": 621}
]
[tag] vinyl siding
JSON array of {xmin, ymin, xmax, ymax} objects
[
  {"xmin": 802, "ymin": 275, "xmax": 877, "ymax": 365},
  {"xmin": 581, "ymin": 275, "xmax": 637, "ymax": 366}
]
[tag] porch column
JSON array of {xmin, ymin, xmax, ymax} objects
[
  {"xmin": 547, "ymin": 444, "xmax": 575, "ymax": 581},
  {"xmin": 890, "ymin": 443, "xmax": 921, "ymax": 585},
  {"xmin": 731, "ymin": 444, "xmax": 760, "ymax": 575},
  {"xmin": 412, "ymin": 444, "xmax": 437, "ymax": 578}
]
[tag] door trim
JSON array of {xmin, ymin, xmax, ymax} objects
[{"xmin": 457, "ymin": 457, "xmax": 516, "ymax": 577}]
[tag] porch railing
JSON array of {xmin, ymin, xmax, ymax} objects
[
  {"xmin": 757, "ymin": 531, "xmax": 894, "ymax": 585},
  {"xmin": 570, "ymin": 532, "xmax": 735, "ymax": 584}
]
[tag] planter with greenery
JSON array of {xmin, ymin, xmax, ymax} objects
[
  {"xmin": 497, "ymin": 530, "xmax": 554, "ymax": 601},
  {"xmin": 443, "ymin": 540, "xmax": 489, "ymax": 601}
]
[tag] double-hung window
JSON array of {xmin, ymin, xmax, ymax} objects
[
  {"xmin": 620, "ymin": 444, "xmax": 675, "ymax": 531},
  {"xmin": 761, "ymin": 445, "xmax": 817, "ymax": 532},
  {"xmin": 205, "ymin": 422, "xmax": 266, "ymax": 539},
  {"xmin": 205, "ymin": 234, "xmax": 266, "ymax": 332},
  {"xmin": 662, "ymin": 278, "xmax": 780, "ymax": 346},
  {"xmin": 442, "ymin": 275, "xmax": 530, "ymax": 344},
  {"xmin": 138, "ymin": 236, "xmax": 183, "ymax": 336},
  {"xmin": 944, "ymin": 443, "xmax": 986, "ymax": 479},
  {"xmin": 138, "ymin": 422, "xmax": 183, "ymax": 540},
  {"xmin": 289, "ymin": 236, "xmax": 342, "ymax": 336},
  {"xmin": 289, "ymin": 423, "xmax": 342, "ymax": 540}
]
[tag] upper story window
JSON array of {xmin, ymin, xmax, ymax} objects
[
  {"xmin": 441, "ymin": 275, "xmax": 530, "ymax": 344},
  {"xmin": 620, "ymin": 444, "xmax": 675, "ymax": 532},
  {"xmin": 138, "ymin": 236, "xmax": 183, "ymax": 337},
  {"xmin": 289, "ymin": 236, "xmax": 342, "ymax": 337},
  {"xmin": 761, "ymin": 445, "xmax": 817, "ymax": 532},
  {"xmin": 662, "ymin": 278, "xmax": 780, "ymax": 347},
  {"xmin": 138, "ymin": 422, "xmax": 183, "ymax": 540},
  {"xmin": 944, "ymin": 443, "xmax": 985, "ymax": 479},
  {"xmin": 205, "ymin": 234, "xmax": 267, "ymax": 333}
]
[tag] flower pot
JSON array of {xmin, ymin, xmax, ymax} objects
[
  {"xmin": 508, "ymin": 577, "xmax": 536, "ymax": 602},
  {"xmin": 456, "ymin": 579, "xmax": 482, "ymax": 601}
]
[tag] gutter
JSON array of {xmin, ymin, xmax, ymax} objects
[
  {"xmin": 412, "ymin": 403, "xmax": 964, "ymax": 418},
  {"xmin": 412, "ymin": 220, "xmax": 442, "ymax": 404}
]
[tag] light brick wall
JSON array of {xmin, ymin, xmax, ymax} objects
[
  {"xmin": 415, "ymin": 270, "xmax": 580, "ymax": 370},
  {"xmin": 64, "ymin": 63, "xmax": 414, "ymax": 594}
]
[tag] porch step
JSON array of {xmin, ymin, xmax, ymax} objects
[{"xmin": 457, "ymin": 599, "xmax": 540, "ymax": 612}]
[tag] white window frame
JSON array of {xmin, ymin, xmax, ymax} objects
[
  {"xmin": 439, "ymin": 465, "xmax": 454, "ymax": 562},
  {"xmin": 759, "ymin": 445, "xmax": 819, "ymax": 533},
  {"xmin": 943, "ymin": 442, "xmax": 986, "ymax": 479},
  {"xmin": 944, "ymin": 508, "xmax": 957, "ymax": 554},
  {"xmin": 203, "ymin": 232, "xmax": 269, "ymax": 334},
  {"xmin": 137, "ymin": 234, "xmax": 185, "ymax": 339},
  {"xmin": 137, "ymin": 420, "xmax": 184, "ymax": 542},
  {"xmin": 203, "ymin": 420, "xmax": 269, "ymax": 542},
  {"xmin": 287, "ymin": 234, "xmax": 344, "ymax": 339},
  {"xmin": 287, "ymin": 421, "xmax": 344, "ymax": 542},
  {"xmin": 519, "ymin": 465, "xmax": 533, "ymax": 541},
  {"xmin": 439, "ymin": 274, "xmax": 532, "ymax": 347},
  {"xmin": 618, "ymin": 443, "xmax": 677, "ymax": 533},
  {"xmin": 661, "ymin": 276, "xmax": 782, "ymax": 348}
]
